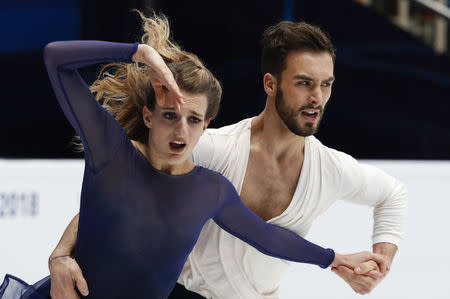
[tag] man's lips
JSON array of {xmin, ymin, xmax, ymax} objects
[{"xmin": 300, "ymin": 109, "xmax": 320, "ymax": 122}]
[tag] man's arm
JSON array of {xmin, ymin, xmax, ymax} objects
[
  {"xmin": 330, "ymin": 152, "xmax": 407, "ymax": 294},
  {"xmin": 49, "ymin": 214, "xmax": 79, "ymax": 260},
  {"xmin": 48, "ymin": 214, "xmax": 89, "ymax": 299},
  {"xmin": 373, "ymin": 242, "xmax": 397, "ymax": 268}
]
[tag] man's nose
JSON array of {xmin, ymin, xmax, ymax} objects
[{"xmin": 308, "ymin": 85, "xmax": 323, "ymax": 106}]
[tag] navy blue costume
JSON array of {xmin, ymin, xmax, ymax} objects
[{"xmin": 0, "ymin": 41, "xmax": 334, "ymax": 299}]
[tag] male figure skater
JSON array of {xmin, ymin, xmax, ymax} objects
[{"xmin": 49, "ymin": 20, "xmax": 406, "ymax": 299}]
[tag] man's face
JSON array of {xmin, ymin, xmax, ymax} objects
[{"xmin": 275, "ymin": 51, "xmax": 334, "ymax": 136}]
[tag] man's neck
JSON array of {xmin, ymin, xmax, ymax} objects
[
  {"xmin": 240, "ymin": 97, "xmax": 306, "ymax": 221},
  {"xmin": 251, "ymin": 98, "xmax": 305, "ymax": 160}
]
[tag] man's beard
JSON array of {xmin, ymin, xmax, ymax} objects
[{"xmin": 274, "ymin": 88, "xmax": 324, "ymax": 137}]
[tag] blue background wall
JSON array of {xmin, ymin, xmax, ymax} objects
[{"xmin": 1, "ymin": 0, "xmax": 449, "ymax": 159}]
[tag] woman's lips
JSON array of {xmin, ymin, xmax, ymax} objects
[{"xmin": 169, "ymin": 141, "xmax": 186, "ymax": 153}]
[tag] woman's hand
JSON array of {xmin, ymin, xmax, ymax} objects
[
  {"xmin": 331, "ymin": 257, "xmax": 389, "ymax": 295},
  {"xmin": 132, "ymin": 44, "xmax": 184, "ymax": 110},
  {"xmin": 49, "ymin": 255, "xmax": 88, "ymax": 299},
  {"xmin": 331, "ymin": 251, "xmax": 388, "ymax": 278}
]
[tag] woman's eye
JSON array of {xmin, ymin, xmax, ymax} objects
[
  {"xmin": 189, "ymin": 117, "xmax": 201, "ymax": 124},
  {"xmin": 163, "ymin": 112, "xmax": 176, "ymax": 120}
]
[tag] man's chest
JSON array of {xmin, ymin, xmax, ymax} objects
[{"xmin": 239, "ymin": 152, "xmax": 303, "ymax": 221}]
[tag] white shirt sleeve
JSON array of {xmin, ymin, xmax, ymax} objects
[
  {"xmin": 330, "ymin": 149, "xmax": 407, "ymax": 246},
  {"xmin": 191, "ymin": 130, "xmax": 216, "ymax": 168},
  {"xmin": 191, "ymin": 127, "xmax": 242, "ymax": 174}
]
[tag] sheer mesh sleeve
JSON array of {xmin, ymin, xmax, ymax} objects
[
  {"xmin": 43, "ymin": 41, "xmax": 138, "ymax": 172},
  {"xmin": 213, "ymin": 176, "xmax": 335, "ymax": 268}
]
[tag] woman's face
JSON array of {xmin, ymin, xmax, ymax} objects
[{"xmin": 143, "ymin": 90, "xmax": 210, "ymax": 167}]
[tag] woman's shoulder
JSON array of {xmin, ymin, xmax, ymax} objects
[
  {"xmin": 193, "ymin": 167, "xmax": 239, "ymax": 208},
  {"xmin": 195, "ymin": 165, "xmax": 221, "ymax": 178},
  {"xmin": 195, "ymin": 166, "xmax": 235, "ymax": 192}
]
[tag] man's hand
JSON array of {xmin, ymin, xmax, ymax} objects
[
  {"xmin": 49, "ymin": 255, "xmax": 89, "ymax": 299},
  {"xmin": 48, "ymin": 214, "xmax": 87, "ymax": 299}
]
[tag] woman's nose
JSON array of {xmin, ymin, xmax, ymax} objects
[{"xmin": 174, "ymin": 118, "xmax": 188, "ymax": 135}]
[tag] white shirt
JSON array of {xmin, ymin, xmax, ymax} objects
[{"xmin": 178, "ymin": 118, "xmax": 407, "ymax": 299}]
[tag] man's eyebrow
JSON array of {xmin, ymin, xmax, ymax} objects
[
  {"xmin": 292, "ymin": 75, "xmax": 335, "ymax": 82},
  {"xmin": 293, "ymin": 75, "xmax": 314, "ymax": 81}
]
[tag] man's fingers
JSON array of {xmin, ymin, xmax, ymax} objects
[
  {"xmin": 69, "ymin": 262, "xmax": 89, "ymax": 296},
  {"xmin": 50, "ymin": 288, "xmax": 80, "ymax": 299},
  {"xmin": 48, "ymin": 255, "xmax": 86, "ymax": 299},
  {"xmin": 74, "ymin": 274, "xmax": 89, "ymax": 296},
  {"xmin": 64, "ymin": 290, "xmax": 81, "ymax": 299},
  {"xmin": 371, "ymin": 253, "xmax": 388, "ymax": 273}
]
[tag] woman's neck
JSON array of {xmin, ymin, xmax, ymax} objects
[{"xmin": 131, "ymin": 140, "xmax": 195, "ymax": 175}]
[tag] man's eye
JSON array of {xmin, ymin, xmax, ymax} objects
[
  {"xmin": 297, "ymin": 81, "xmax": 309, "ymax": 86},
  {"xmin": 163, "ymin": 112, "xmax": 176, "ymax": 120},
  {"xmin": 321, "ymin": 82, "xmax": 332, "ymax": 87},
  {"xmin": 189, "ymin": 117, "xmax": 201, "ymax": 124}
]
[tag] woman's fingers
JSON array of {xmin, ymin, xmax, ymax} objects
[
  {"xmin": 354, "ymin": 260, "xmax": 384, "ymax": 279},
  {"xmin": 354, "ymin": 260, "xmax": 377, "ymax": 273},
  {"xmin": 333, "ymin": 265, "xmax": 380, "ymax": 295},
  {"xmin": 152, "ymin": 83, "xmax": 165, "ymax": 107},
  {"xmin": 144, "ymin": 46, "xmax": 184, "ymax": 108},
  {"xmin": 160, "ymin": 69, "xmax": 184, "ymax": 104},
  {"xmin": 366, "ymin": 269, "xmax": 386, "ymax": 280},
  {"xmin": 149, "ymin": 72, "xmax": 183, "ymax": 111}
]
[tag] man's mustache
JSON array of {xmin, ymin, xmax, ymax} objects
[{"xmin": 297, "ymin": 104, "xmax": 324, "ymax": 114}]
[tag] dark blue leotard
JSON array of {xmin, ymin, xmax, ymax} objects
[{"xmin": 1, "ymin": 41, "xmax": 334, "ymax": 299}]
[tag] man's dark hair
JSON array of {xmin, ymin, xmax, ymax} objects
[{"xmin": 261, "ymin": 21, "xmax": 335, "ymax": 80}]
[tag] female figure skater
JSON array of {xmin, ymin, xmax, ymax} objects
[{"xmin": 0, "ymin": 12, "xmax": 386, "ymax": 299}]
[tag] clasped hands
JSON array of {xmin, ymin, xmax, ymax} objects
[
  {"xmin": 331, "ymin": 251, "xmax": 389, "ymax": 295},
  {"xmin": 48, "ymin": 251, "xmax": 388, "ymax": 298}
]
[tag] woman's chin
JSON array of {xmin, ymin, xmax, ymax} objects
[{"xmin": 166, "ymin": 153, "xmax": 190, "ymax": 165}]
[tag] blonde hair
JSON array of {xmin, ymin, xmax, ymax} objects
[{"xmin": 86, "ymin": 11, "xmax": 222, "ymax": 145}]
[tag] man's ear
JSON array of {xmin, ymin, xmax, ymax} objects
[
  {"xmin": 143, "ymin": 106, "xmax": 152, "ymax": 128},
  {"xmin": 203, "ymin": 119, "xmax": 211, "ymax": 131},
  {"xmin": 263, "ymin": 73, "xmax": 278, "ymax": 97}
]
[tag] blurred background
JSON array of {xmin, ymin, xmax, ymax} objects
[
  {"xmin": 1, "ymin": 0, "xmax": 449, "ymax": 158},
  {"xmin": 0, "ymin": 0, "xmax": 449, "ymax": 298}
]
